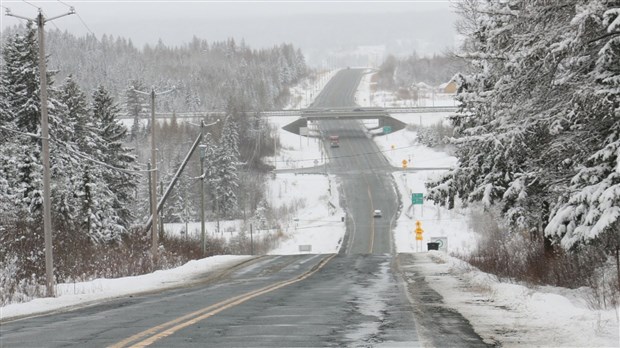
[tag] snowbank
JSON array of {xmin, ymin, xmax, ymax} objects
[{"xmin": 0, "ymin": 255, "xmax": 249, "ymax": 321}]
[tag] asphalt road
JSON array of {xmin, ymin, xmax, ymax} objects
[{"xmin": 0, "ymin": 69, "xmax": 488, "ymax": 348}]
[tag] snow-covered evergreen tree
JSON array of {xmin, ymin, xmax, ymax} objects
[
  {"xmin": 126, "ymin": 79, "xmax": 147, "ymax": 141},
  {"xmin": 217, "ymin": 116, "xmax": 240, "ymax": 216},
  {"xmin": 546, "ymin": 2, "xmax": 620, "ymax": 250},
  {"xmin": 1, "ymin": 23, "xmax": 46, "ymax": 219},
  {"xmin": 427, "ymin": 0, "xmax": 620, "ymax": 254},
  {"xmin": 91, "ymin": 85, "xmax": 137, "ymax": 229}
]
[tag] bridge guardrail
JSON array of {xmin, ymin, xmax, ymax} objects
[{"xmin": 117, "ymin": 106, "xmax": 458, "ymax": 120}]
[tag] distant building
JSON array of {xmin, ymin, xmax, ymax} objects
[
  {"xmin": 413, "ymin": 82, "xmax": 433, "ymax": 92},
  {"xmin": 438, "ymin": 80, "xmax": 457, "ymax": 94}
]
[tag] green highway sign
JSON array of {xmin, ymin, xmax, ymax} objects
[
  {"xmin": 383, "ymin": 126, "xmax": 392, "ymax": 134},
  {"xmin": 412, "ymin": 193, "xmax": 423, "ymax": 205}
]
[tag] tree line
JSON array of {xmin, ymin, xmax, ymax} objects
[
  {"xmin": 0, "ymin": 23, "xmax": 307, "ymax": 302},
  {"xmin": 426, "ymin": 0, "xmax": 620, "ymax": 296},
  {"xmin": 376, "ymin": 52, "xmax": 469, "ymax": 89}
]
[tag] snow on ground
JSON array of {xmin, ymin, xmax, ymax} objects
[
  {"xmin": 371, "ymin": 124, "xmax": 619, "ymax": 346},
  {"xmin": 164, "ymin": 219, "xmax": 244, "ymax": 240},
  {"xmin": 355, "ymin": 69, "xmax": 457, "ymax": 108},
  {"xmin": 265, "ymin": 71, "xmax": 337, "ymax": 170},
  {"xmin": 286, "ymin": 70, "xmax": 337, "ymax": 110},
  {"xmin": 265, "ymin": 115, "xmax": 325, "ymax": 170},
  {"xmin": 3, "ymin": 69, "xmax": 618, "ymax": 347},
  {"xmin": 412, "ymin": 252, "xmax": 620, "ymax": 347},
  {"xmin": 364, "ymin": 106, "xmax": 470, "ymax": 254},
  {"xmin": 355, "ymin": 68, "xmax": 620, "ymax": 346},
  {"xmin": 266, "ymin": 173, "xmax": 345, "ymax": 255},
  {"xmin": 373, "ymin": 125, "xmax": 457, "ymax": 169},
  {"xmin": 0, "ymin": 255, "xmax": 249, "ymax": 321}
]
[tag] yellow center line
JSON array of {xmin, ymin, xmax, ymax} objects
[{"xmin": 110, "ymin": 254, "xmax": 336, "ymax": 348}]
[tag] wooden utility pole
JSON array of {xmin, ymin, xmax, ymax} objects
[
  {"xmin": 149, "ymin": 89, "xmax": 158, "ymax": 260},
  {"xmin": 133, "ymin": 87, "xmax": 174, "ymax": 262},
  {"xmin": 6, "ymin": 6, "xmax": 75, "ymax": 298}
]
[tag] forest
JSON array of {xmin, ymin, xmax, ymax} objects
[
  {"xmin": 0, "ymin": 23, "xmax": 308, "ymax": 304},
  {"xmin": 425, "ymin": 0, "xmax": 620, "ymax": 305},
  {"xmin": 375, "ymin": 52, "xmax": 469, "ymax": 90}
]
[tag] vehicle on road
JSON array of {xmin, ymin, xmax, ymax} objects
[
  {"xmin": 373, "ymin": 209, "xmax": 382, "ymax": 217},
  {"xmin": 329, "ymin": 135, "xmax": 340, "ymax": 148}
]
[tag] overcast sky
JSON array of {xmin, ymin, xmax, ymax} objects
[{"xmin": 1, "ymin": 1, "xmax": 457, "ymax": 64}]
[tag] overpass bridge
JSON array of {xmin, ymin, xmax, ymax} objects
[
  {"xmin": 117, "ymin": 106, "xmax": 456, "ymax": 137},
  {"xmin": 281, "ymin": 107, "xmax": 409, "ymax": 135},
  {"xmin": 116, "ymin": 106, "xmax": 457, "ymax": 121}
]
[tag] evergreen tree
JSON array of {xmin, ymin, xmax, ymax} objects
[
  {"xmin": 1, "ymin": 23, "xmax": 45, "ymax": 218},
  {"xmin": 126, "ymin": 79, "xmax": 147, "ymax": 140},
  {"xmin": 426, "ymin": 0, "xmax": 620, "ymax": 255},
  {"xmin": 545, "ymin": 3, "xmax": 620, "ymax": 250},
  {"xmin": 216, "ymin": 116, "xmax": 240, "ymax": 216},
  {"xmin": 91, "ymin": 85, "xmax": 137, "ymax": 231}
]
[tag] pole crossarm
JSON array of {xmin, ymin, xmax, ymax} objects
[{"xmin": 5, "ymin": 7, "xmax": 75, "ymax": 22}]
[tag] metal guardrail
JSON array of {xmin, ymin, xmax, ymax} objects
[
  {"xmin": 116, "ymin": 106, "xmax": 457, "ymax": 120},
  {"xmin": 385, "ymin": 106, "xmax": 457, "ymax": 113}
]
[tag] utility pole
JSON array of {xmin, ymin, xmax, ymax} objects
[
  {"xmin": 199, "ymin": 138, "xmax": 207, "ymax": 256},
  {"xmin": 216, "ymin": 194, "xmax": 220, "ymax": 235},
  {"xmin": 133, "ymin": 87, "xmax": 174, "ymax": 262},
  {"xmin": 6, "ymin": 6, "xmax": 74, "ymax": 298},
  {"xmin": 250, "ymin": 223, "xmax": 254, "ymax": 256},
  {"xmin": 149, "ymin": 89, "xmax": 158, "ymax": 261}
]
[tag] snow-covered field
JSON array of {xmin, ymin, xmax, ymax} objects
[
  {"xmin": 2, "ymin": 69, "xmax": 618, "ymax": 347},
  {"xmin": 266, "ymin": 115, "xmax": 325, "ymax": 170},
  {"xmin": 265, "ymin": 173, "xmax": 345, "ymax": 255}
]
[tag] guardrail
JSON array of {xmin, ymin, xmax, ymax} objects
[
  {"xmin": 117, "ymin": 106, "xmax": 458, "ymax": 120},
  {"xmin": 385, "ymin": 106, "xmax": 457, "ymax": 113}
]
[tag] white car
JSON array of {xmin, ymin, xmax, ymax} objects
[{"xmin": 373, "ymin": 209, "xmax": 382, "ymax": 217}]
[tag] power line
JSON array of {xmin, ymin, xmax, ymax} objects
[
  {"xmin": 74, "ymin": 11, "xmax": 95, "ymax": 36},
  {"xmin": 49, "ymin": 134, "xmax": 155, "ymax": 175},
  {"xmin": 0, "ymin": 124, "xmax": 154, "ymax": 174},
  {"xmin": 55, "ymin": 0, "xmax": 72, "ymax": 9},
  {"xmin": 49, "ymin": 20, "xmax": 60, "ymax": 30},
  {"xmin": 20, "ymin": 0, "xmax": 39, "ymax": 10}
]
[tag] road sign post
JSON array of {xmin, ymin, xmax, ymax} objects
[
  {"xmin": 414, "ymin": 220, "xmax": 424, "ymax": 252},
  {"xmin": 412, "ymin": 193, "xmax": 423, "ymax": 217}
]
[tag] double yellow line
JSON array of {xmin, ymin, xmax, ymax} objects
[{"xmin": 110, "ymin": 254, "xmax": 336, "ymax": 348}]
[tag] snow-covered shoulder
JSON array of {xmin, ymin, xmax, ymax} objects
[
  {"xmin": 0, "ymin": 255, "xmax": 249, "ymax": 322},
  {"xmin": 414, "ymin": 252, "xmax": 619, "ymax": 347}
]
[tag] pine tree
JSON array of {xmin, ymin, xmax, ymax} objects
[{"xmin": 91, "ymin": 85, "xmax": 137, "ymax": 232}]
